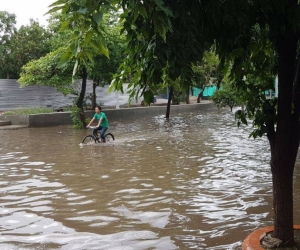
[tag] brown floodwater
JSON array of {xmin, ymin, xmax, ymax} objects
[{"xmin": 1, "ymin": 110, "xmax": 300, "ymax": 250}]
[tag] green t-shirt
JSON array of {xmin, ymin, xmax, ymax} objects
[{"xmin": 94, "ymin": 112, "xmax": 109, "ymax": 127}]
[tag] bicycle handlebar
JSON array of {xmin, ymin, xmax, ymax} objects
[{"xmin": 86, "ymin": 126, "xmax": 96, "ymax": 129}]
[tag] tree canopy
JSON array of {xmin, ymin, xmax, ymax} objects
[
  {"xmin": 0, "ymin": 11, "xmax": 17, "ymax": 79},
  {"xmin": 0, "ymin": 12, "xmax": 51, "ymax": 79}
]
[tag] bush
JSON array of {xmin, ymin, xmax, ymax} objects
[
  {"xmin": 172, "ymin": 92, "xmax": 185, "ymax": 105},
  {"xmin": 211, "ymin": 87, "xmax": 240, "ymax": 112},
  {"xmin": 70, "ymin": 106, "xmax": 84, "ymax": 129}
]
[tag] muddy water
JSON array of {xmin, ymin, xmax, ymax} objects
[{"xmin": 1, "ymin": 110, "xmax": 300, "ymax": 249}]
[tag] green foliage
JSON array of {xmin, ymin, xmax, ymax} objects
[
  {"xmin": 11, "ymin": 20, "xmax": 51, "ymax": 77},
  {"xmin": 18, "ymin": 48, "xmax": 75, "ymax": 95},
  {"xmin": 172, "ymin": 92, "xmax": 185, "ymax": 105},
  {"xmin": 211, "ymin": 86, "xmax": 240, "ymax": 112},
  {"xmin": 0, "ymin": 11, "xmax": 17, "ymax": 78},
  {"xmin": 18, "ymin": 8, "xmax": 124, "ymax": 129},
  {"xmin": 192, "ymin": 51, "xmax": 223, "ymax": 91},
  {"xmin": 51, "ymin": 0, "xmax": 289, "ymax": 139},
  {"xmin": 110, "ymin": 0, "xmax": 207, "ymax": 101},
  {"xmin": 143, "ymin": 90, "xmax": 154, "ymax": 105},
  {"xmin": 48, "ymin": 0, "xmax": 114, "ymax": 74},
  {"xmin": 85, "ymin": 117, "xmax": 92, "ymax": 125},
  {"xmin": 70, "ymin": 105, "xmax": 84, "ymax": 129},
  {"xmin": 234, "ymin": 74, "xmax": 276, "ymax": 138},
  {"xmin": 3, "ymin": 107, "xmax": 53, "ymax": 115},
  {"xmin": 0, "ymin": 14, "xmax": 51, "ymax": 79},
  {"xmin": 88, "ymin": 12, "xmax": 125, "ymax": 85}
]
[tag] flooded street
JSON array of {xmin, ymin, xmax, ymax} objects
[{"xmin": 1, "ymin": 110, "xmax": 300, "ymax": 249}]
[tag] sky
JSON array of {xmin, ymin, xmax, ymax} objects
[{"xmin": 1, "ymin": 0, "xmax": 54, "ymax": 27}]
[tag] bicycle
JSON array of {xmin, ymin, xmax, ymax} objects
[{"xmin": 81, "ymin": 126, "xmax": 115, "ymax": 145}]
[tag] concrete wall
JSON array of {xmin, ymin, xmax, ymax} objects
[
  {"xmin": 1, "ymin": 115, "xmax": 29, "ymax": 126},
  {"xmin": 0, "ymin": 79, "xmax": 138, "ymax": 111},
  {"xmin": 2, "ymin": 103, "xmax": 216, "ymax": 127}
]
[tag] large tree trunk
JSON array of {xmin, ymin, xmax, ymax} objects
[
  {"xmin": 166, "ymin": 86, "xmax": 174, "ymax": 119},
  {"xmin": 76, "ymin": 67, "xmax": 88, "ymax": 128},
  {"xmin": 271, "ymin": 166, "xmax": 294, "ymax": 243},
  {"xmin": 270, "ymin": 28, "xmax": 300, "ymax": 243}
]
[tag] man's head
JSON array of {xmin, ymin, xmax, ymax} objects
[{"xmin": 95, "ymin": 106, "xmax": 102, "ymax": 113}]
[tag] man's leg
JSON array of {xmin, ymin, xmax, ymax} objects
[
  {"xmin": 93, "ymin": 128, "xmax": 100, "ymax": 141},
  {"xmin": 100, "ymin": 127, "xmax": 108, "ymax": 142}
]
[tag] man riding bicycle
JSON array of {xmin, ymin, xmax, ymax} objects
[{"xmin": 86, "ymin": 106, "xmax": 109, "ymax": 143}]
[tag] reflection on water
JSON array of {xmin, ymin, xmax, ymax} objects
[{"xmin": 1, "ymin": 110, "xmax": 300, "ymax": 249}]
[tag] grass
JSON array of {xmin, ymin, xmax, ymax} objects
[{"xmin": 3, "ymin": 107, "xmax": 54, "ymax": 115}]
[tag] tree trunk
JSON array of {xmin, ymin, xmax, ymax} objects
[
  {"xmin": 270, "ymin": 28, "xmax": 300, "ymax": 243},
  {"xmin": 197, "ymin": 90, "xmax": 204, "ymax": 103},
  {"xmin": 166, "ymin": 86, "xmax": 173, "ymax": 119},
  {"xmin": 216, "ymin": 78, "xmax": 222, "ymax": 90},
  {"xmin": 186, "ymin": 85, "xmax": 190, "ymax": 104},
  {"xmin": 6, "ymin": 73, "xmax": 9, "ymax": 79},
  {"xmin": 271, "ymin": 167, "xmax": 294, "ymax": 243},
  {"xmin": 92, "ymin": 81, "xmax": 97, "ymax": 110},
  {"xmin": 76, "ymin": 67, "xmax": 88, "ymax": 128}
]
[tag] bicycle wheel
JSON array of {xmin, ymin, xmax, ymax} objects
[
  {"xmin": 82, "ymin": 135, "xmax": 96, "ymax": 145},
  {"xmin": 105, "ymin": 133, "xmax": 115, "ymax": 142}
]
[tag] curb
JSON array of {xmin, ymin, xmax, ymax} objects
[
  {"xmin": 0, "ymin": 120, "xmax": 11, "ymax": 126},
  {"xmin": 0, "ymin": 125, "xmax": 28, "ymax": 130},
  {"xmin": 0, "ymin": 103, "xmax": 216, "ymax": 128},
  {"xmin": 242, "ymin": 225, "xmax": 300, "ymax": 250}
]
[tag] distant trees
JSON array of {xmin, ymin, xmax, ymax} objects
[
  {"xmin": 0, "ymin": 11, "xmax": 51, "ymax": 79},
  {"xmin": 0, "ymin": 11, "xmax": 17, "ymax": 79},
  {"xmin": 192, "ymin": 51, "xmax": 224, "ymax": 103}
]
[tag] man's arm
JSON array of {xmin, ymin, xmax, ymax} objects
[
  {"xmin": 87, "ymin": 117, "xmax": 95, "ymax": 127},
  {"xmin": 97, "ymin": 118, "xmax": 103, "ymax": 128}
]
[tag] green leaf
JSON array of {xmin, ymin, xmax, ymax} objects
[
  {"xmin": 59, "ymin": 18, "xmax": 72, "ymax": 32},
  {"xmin": 48, "ymin": 0, "xmax": 66, "ymax": 8},
  {"xmin": 241, "ymin": 116, "xmax": 248, "ymax": 125},
  {"xmin": 143, "ymin": 90, "xmax": 154, "ymax": 105},
  {"xmin": 153, "ymin": 0, "xmax": 173, "ymax": 16},
  {"xmin": 84, "ymin": 30, "xmax": 94, "ymax": 44},
  {"xmin": 57, "ymin": 52, "xmax": 73, "ymax": 68},
  {"xmin": 139, "ymin": 6, "xmax": 148, "ymax": 18},
  {"xmin": 70, "ymin": 43, "xmax": 78, "ymax": 56},
  {"xmin": 85, "ymin": 51, "xmax": 94, "ymax": 65},
  {"xmin": 99, "ymin": 43, "xmax": 109, "ymax": 58},
  {"xmin": 93, "ymin": 12, "xmax": 103, "ymax": 26},
  {"xmin": 46, "ymin": 6, "xmax": 64, "ymax": 15}
]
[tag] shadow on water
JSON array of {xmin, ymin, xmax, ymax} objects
[{"xmin": 1, "ymin": 109, "xmax": 300, "ymax": 249}]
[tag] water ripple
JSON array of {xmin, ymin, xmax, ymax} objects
[{"xmin": 1, "ymin": 111, "xmax": 298, "ymax": 249}]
